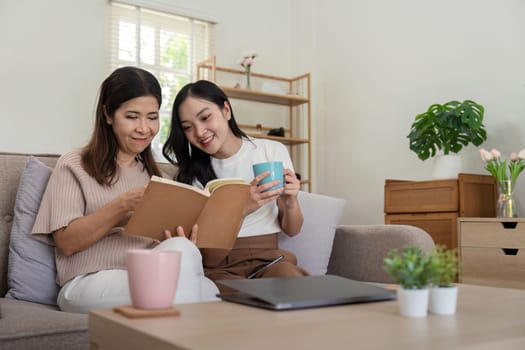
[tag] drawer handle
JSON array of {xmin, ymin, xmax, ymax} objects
[
  {"xmin": 502, "ymin": 248, "xmax": 519, "ymax": 256},
  {"xmin": 501, "ymin": 222, "xmax": 518, "ymax": 229}
]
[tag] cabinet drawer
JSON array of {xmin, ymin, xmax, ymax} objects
[
  {"xmin": 384, "ymin": 174, "xmax": 495, "ymax": 215},
  {"xmin": 460, "ymin": 221, "xmax": 525, "ymax": 248},
  {"xmin": 384, "ymin": 179, "xmax": 458, "ymax": 213},
  {"xmin": 385, "ymin": 212, "xmax": 457, "ymax": 249},
  {"xmin": 460, "ymin": 247, "xmax": 525, "ymax": 289}
]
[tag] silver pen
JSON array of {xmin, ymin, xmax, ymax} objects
[{"xmin": 248, "ymin": 255, "xmax": 284, "ymax": 279}]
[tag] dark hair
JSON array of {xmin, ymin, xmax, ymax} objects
[
  {"xmin": 162, "ymin": 80, "xmax": 248, "ymax": 185},
  {"xmin": 82, "ymin": 66, "xmax": 162, "ymax": 186}
]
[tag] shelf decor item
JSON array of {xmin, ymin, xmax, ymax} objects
[
  {"xmin": 383, "ymin": 246, "xmax": 432, "ymax": 317},
  {"xmin": 237, "ymin": 51, "xmax": 257, "ymax": 89},
  {"xmin": 428, "ymin": 245, "xmax": 459, "ymax": 315},
  {"xmin": 479, "ymin": 148, "xmax": 525, "ymax": 217},
  {"xmin": 407, "ymin": 100, "xmax": 487, "ymax": 179}
]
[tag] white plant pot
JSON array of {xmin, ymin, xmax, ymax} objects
[
  {"xmin": 432, "ymin": 154, "xmax": 461, "ymax": 179},
  {"xmin": 397, "ymin": 287, "xmax": 429, "ymax": 318},
  {"xmin": 429, "ymin": 285, "xmax": 458, "ymax": 315}
]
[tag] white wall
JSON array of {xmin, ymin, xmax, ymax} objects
[
  {"xmin": 2, "ymin": 0, "xmax": 525, "ymax": 225},
  {"xmin": 1, "ymin": 0, "xmax": 109, "ymax": 154},
  {"xmin": 0, "ymin": 0, "xmax": 291, "ymax": 153},
  {"xmin": 291, "ymin": 0, "xmax": 525, "ymax": 224}
]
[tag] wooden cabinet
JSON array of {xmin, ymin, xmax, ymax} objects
[
  {"xmin": 458, "ymin": 217, "xmax": 525, "ymax": 289},
  {"xmin": 384, "ymin": 173, "xmax": 496, "ymax": 249},
  {"xmin": 196, "ymin": 56, "xmax": 312, "ymax": 191}
]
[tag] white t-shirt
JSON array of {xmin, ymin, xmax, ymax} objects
[{"xmin": 211, "ymin": 138, "xmax": 294, "ymax": 237}]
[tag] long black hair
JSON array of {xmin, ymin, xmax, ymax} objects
[{"xmin": 162, "ymin": 80, "xmax": 248, "ymax": 185}]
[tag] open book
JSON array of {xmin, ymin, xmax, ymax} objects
[{"xmin": 124, "ymin": 176, "xmax": 250, "ymax": 249}]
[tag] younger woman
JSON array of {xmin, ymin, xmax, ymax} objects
[{"xmin": 163, "ymin": 80, "xmax": 308, "ymax": 285}]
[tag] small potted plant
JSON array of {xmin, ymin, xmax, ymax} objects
[
  {"xmin": 407, "ymin": 100, "xmax": 487, "ymax": 178},
  {"xmin": 428, "ymin": 245, "xmax": 459, "ymax": 315},
  {"xmin": 383, "ymin": 245, "xmax": 432, "ymax": 317}
]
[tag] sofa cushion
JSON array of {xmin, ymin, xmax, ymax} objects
[
  {"xmin": 5, "ymin": 157, "xmax": 59, "ymax": 305},
  {"xmin": 278, "ymin": 191, "xmax": 346, "ymax": 275},
  {"xmin": 0, "ymin": 297, "xmax": 88, "ymax": 349}
]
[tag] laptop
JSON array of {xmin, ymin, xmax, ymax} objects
[{"xmin": 216, "ymin": 275, "xmax": 396, "ymax": 311}]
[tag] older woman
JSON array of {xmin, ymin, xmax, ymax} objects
[{"xmin": 32, "ymin": 67, "xmax": 218, "ymax": 313}]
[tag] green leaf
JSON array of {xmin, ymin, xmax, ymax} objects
[{"xmin": 407, "ymin": 99, "xmax": 487, "ymax": 160}]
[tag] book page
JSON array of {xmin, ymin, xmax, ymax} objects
[
  {"xmin": 204, "ymin": 177, "xmax": 246, "ymax": 194},
  {"xmin": 151, "ymin": 176, "xmax": 210, "ymax": 197}
]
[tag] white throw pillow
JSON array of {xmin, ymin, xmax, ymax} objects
[{"xmin": 278, "ymin": 191, "xmax": 346, "ymax": 275}]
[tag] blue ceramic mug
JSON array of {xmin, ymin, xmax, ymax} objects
[{"xmin": 252, "ymin": 161, "xmax": 284, "ymax": 192}]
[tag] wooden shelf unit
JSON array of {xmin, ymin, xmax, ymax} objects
[{"xmin": 197, "ymin": 56, "xmax": 312, "ymax": 191}]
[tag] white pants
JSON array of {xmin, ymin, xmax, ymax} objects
[{"xmin": 57, "ymin": 237, "xmax": 219, "ymax": 313}]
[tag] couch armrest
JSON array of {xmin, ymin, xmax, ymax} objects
[{"xmin": 326, "ymin": 225, "xmax": 435, "ymax": 283}]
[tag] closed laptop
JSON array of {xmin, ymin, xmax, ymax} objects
[{"xmin": 217, "ymin": 275, "xmax": 396, "ymax": 311}]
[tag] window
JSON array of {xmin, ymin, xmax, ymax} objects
[{"xmin": 110, "ymin": 1, "xmax": 215, "ymax": 158}]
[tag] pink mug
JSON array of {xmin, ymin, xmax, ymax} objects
[{"xmin": 126, "ymin": 249, "xmax": 181, "ymax": 309}]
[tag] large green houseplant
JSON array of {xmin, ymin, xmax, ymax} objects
[{"xmin": 407, "ymin": 100, "xmax": 487, "ymax": 161}]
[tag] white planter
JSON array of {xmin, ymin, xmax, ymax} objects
[
  {"xmin": 432, "ymin": 154, "xmax": 461, "ymax": 179},
  {"xmin": 429, "ymin": 286, "xmax": 458, "ymax": 315},
  {"xmin": 397, "ymin": 287, "xmax": 429, "ymax": 318}
]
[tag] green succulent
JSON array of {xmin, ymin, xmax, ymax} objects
[
  {"xmin": 407, "ymin": 100, "xmax": 487, "ymax": 161},
  {"xmin": 383, "ymin": 246, "xmax": 432, "ymax": 289},
  {"xmin": 428, "ymin": 245, "xmax": 458, "ymax": 287}
]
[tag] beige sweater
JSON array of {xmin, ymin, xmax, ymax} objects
[{"xmin": 32, "ymin": 150, "xmax": 156, "ymax": 286}]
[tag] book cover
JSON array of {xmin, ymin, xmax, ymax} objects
[{"xmin": 124, "ymin": 176, "xmax": 250, "ymax": 249}]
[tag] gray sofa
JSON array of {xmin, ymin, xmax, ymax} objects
[{"xmin": 0, "ymin": 152, "xmax": 434, "ymax": 349}]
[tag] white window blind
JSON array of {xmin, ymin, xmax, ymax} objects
[{"xmin": 110, "ymin": 1, "xmax": 215, "ymax": 157}]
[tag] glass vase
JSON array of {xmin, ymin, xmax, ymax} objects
[
  {"xmin": 245, "ymin": 67, "xmax": 251, "ymax": 89},
  {"xmin": 497, "ymin": 180, "xmax": 518, "ymax": 218}
]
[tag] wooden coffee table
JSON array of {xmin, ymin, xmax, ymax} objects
[{"xmin": 89, "ymin": 283, "xmax": 525, "ymax": 349}]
